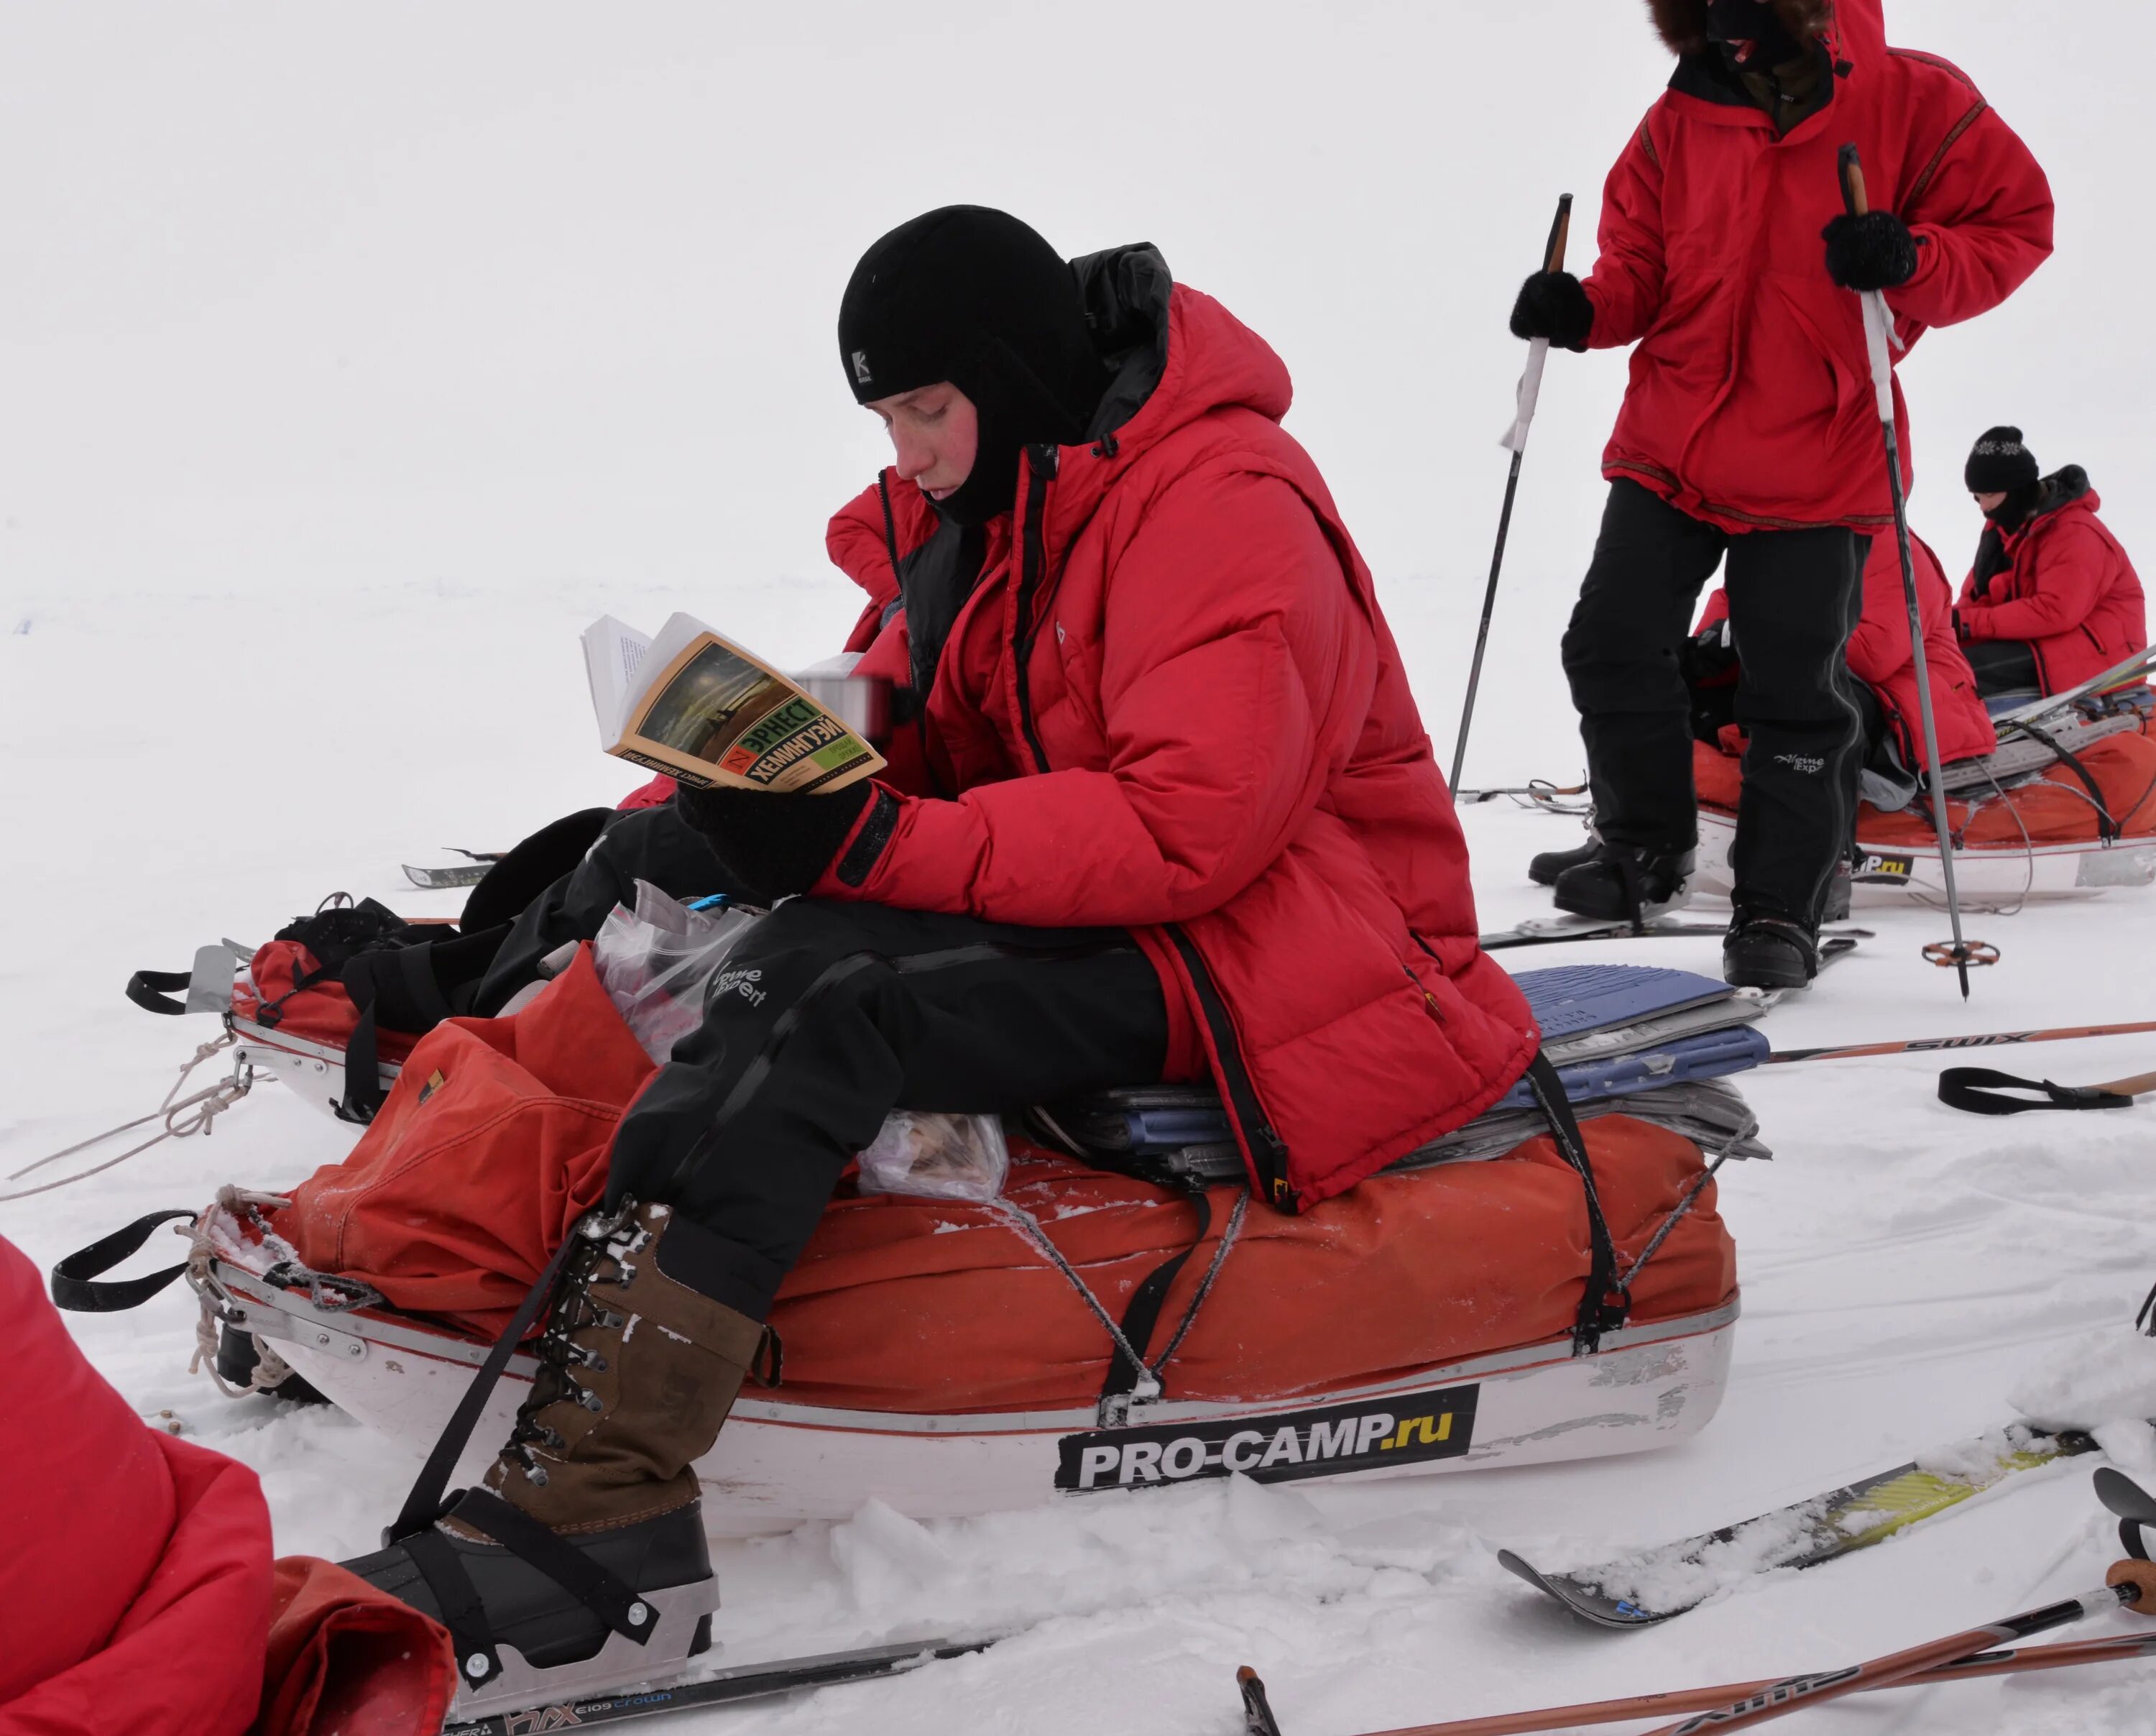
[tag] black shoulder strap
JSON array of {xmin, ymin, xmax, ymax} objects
[
  {"xmin": 1524, "ymin": 1053, "xmax": 1628, "ymax": 1354},
  {"xmin": 50, "ymin": 1211, "xmax": 197, "ymax": 1312},
  {"xmin": 1938, "ymin": 1067, "xmax": 2135, "ymax": 1116},
  {"xmin": 125, "ymin": 970, "xmax": 194, "ymax": 1016}
]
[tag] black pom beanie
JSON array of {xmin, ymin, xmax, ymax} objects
[
  {"xmin": 1965, "ymin": 426, "xmax": 2040, "ymax": 495},
  {"xmin": 838, "ymin": 206, "xmax": 1107, "ymax": 524}
]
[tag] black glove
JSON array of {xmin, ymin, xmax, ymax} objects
[
  {"xmin": 673, "ymin": 780, "xmax": 889, "ymax": 903},
  {"xmin": 1823, "ymin": 211, "xmax": 1920, "ymax": 291},
  {"xmin": 1508, "ymin": 271, "xmax": 1593, "ymax": 352}
]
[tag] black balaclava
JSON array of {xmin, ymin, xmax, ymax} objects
[
  {"xmin": 1707, "ymin": 0, "xmax": 1801, "ymax": 67},
  {"xmin": 838, "ymin": 206, "xmax": 1107, "ymax": 525}
]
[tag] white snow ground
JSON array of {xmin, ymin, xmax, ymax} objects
[{"xmin": 7, "ymin": 4, "xmax": 2156, "ymax": 1732}]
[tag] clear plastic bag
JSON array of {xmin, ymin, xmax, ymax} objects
[
  {"xmin": 857, "ymin": 1111, "xmax": 1010, "ymax": 1203},
  {"xmin": 591, "ymin": 881, "xmax": 762, "ymax": 1062}
]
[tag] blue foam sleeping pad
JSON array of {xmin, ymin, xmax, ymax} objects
[{"xmin": 1089, "ymin": 963, "xmax": 1767, "ymax": 1151}]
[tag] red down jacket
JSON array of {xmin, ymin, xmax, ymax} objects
[
  {"xmin": 818, "ymin": 246, "xmax": 1538, "ymax": 1211},
  {"xmin": 1697, "ymin": 529, "xmax": 1994, "ymax": 769},
  {"xmin": 1583, "ymin": 0, "xmax": 2053, "ymax": 533},
  {"xmin": 1957, "ymin": 469, "xmax": 2148, "ymax": 695},
  {"xmin": 1, "ymin": 1234, "xmax": 270, "ymax": 1736}
]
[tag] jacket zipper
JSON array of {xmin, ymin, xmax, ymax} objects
[
  {"xmin": 1012, "ymin": 445, "xmax": 1058, "ymax": 774},
  {"xmin": 1168, "ymin": 925, "xmax": 1294, "ymax": 1211}
]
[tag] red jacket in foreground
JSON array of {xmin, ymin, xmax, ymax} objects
[
  {"xmin": 1697, "ymin": 529, "xmax": 1994, "ymax": 769},
  {"xmin": 820, "ymin": 247, "xmax": 1538, "ymax": 1211},
  {"xmin": 1583, "ymin": 0, "xmax": 2052, "ymax": 533},
  {"xmin": 1, "ymin": 1234, "xmax": 270, "ymax": 1736},
  {"xmin": 1957, "ymin": 469, "xmax": 2148, "ymax": 695}
]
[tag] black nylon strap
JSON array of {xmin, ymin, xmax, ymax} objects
[
  {"xmin": 403, "ymin": 1523, "xmax": 500, "ymax": 1686},
  {"xmin": 2019, "ymin": 722, "xmax": 2121, "ymax": 841},
  {"xmin": 1524, "ymin": 1053, "xmax": 1628, "ymax": 1354},
  {"xmin": 390, "ymin": 1226, "xmax": 585, "ymax": 1543},
  {"xmin": 336, "ymin": 942, "xmax": 459, "ymax": 1125},
  {"xmin": 451, "ymin": 1489, "xmax": 658, "ymax": 1643},
  {"xmin": 1938, "ymin": 1066, "xmax": 2134, "ymax": 1116},
  {"xmin": 49, "ymin": 1211, "xmax": 196, "ymax": 1313},
  {"xmin": 124, "ymin": 970, "xmax": 193, "ymax": 1016},
  {"xmin": 1100, "ymin": 1188, "xmax": 1214, "ymax": 1402}
]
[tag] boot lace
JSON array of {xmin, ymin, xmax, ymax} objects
[{"xmin": 503, "ymin": 1205, "xmax": 653, "ymax": 1485}]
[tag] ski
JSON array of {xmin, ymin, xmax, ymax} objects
[
  {"xmin": 1483, "ymin": 918, "xmax": 1871, "ymax": 954},
  {"xmin": 1496, "ymin": 1423, "xmax": 2099, "ymax": 1628},
  {"xmin": 403, "ymin": 849, "xmax": 505, "ymax": 891},
  {"xmin": 440, "ymin": 1636, "xmax": 994, "ymax": 1735},
  {"xmin": 404, "ymin": 863, "xmax": 489, "ymax": 889},
  {"xmin": 1991, "ymin": 644, "xmax": 2156, "ymax": 732}
]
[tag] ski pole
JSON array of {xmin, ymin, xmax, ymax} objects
[
  {"xmin": 1634, "ymin": 1566, "xmax": 2156, "ymax": 1736},
  {"xmin": 1837, "ymin": 144, "xmax": 1991, "ymax": 998},
  {"xmin": 1318, "ymin": 1631, "xmax": 2156, "ymax": 1736},
  {"xmin": 1449, "ymin": 193, "xmax": 1572, "ymax": 795},
  {"xmin": 1767, "ymin": 1015, "xmax": 2156, "ymax": 1064}
]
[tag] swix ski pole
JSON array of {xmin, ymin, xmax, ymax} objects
[
  {"xmin": 1838, "ymin": 144, "xmax": 1992, "ymax": 998},
  {"xmin": 1450, "ymin": 193, "xmax": 1572, "ymax": 795},
  {"xmin": 1769, "ymin": 1016, "xmax": 2156, "ymax": 1064}
]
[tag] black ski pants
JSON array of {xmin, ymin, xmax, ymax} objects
[
  {"xmin": 1562, "ymin": 479, "xmax": 1869, "ymax": 926},
  {"xmin": 604, "ymin": 899, "xmax": 1169, "ymax": 1322},
  {"xmin": 1964, "ymin": 637, "xmax": 2042, "ymax": 699}
]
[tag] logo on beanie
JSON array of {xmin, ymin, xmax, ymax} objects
[
  {"xmin": 1974, "ymin": 437, "xmax": 2023, "ymax": 457},
  {"xmin": 851, "ymin": 349, "xmax": 873, "ymax": 386}
]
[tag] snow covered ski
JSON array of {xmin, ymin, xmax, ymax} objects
[
  {"xmin": 403, "ymin": 849, "xmax": 505, "ymax": 890},
  {"xmin": 1495, "ymin": 1422, "xmax": 2105, "ymax": 1627},
  {"xmin": 1482, "ymin": 917, "xmax": 1869, "ymax": 957},
  {"xmin": 439, "ymin": 1638, "xmax": 994, "ymax": 1736}
]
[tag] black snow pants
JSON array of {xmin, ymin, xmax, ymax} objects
[
  {"xmin": 1562, "ymin": 479, "xmax": 1869, "ymax": 927},
  {"xmin": 1963, "ymin": 636, "xmax": 2042, "ymax": 699},
  {"xmin": 603, "ymin": 899, "xmax": 1170, "ymax": 1321}
]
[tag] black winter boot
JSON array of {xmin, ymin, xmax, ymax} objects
[
  {"xmin": 344, "ymin": 1201, "xmax": 765, "ymax": 1717},
  {"xmin": 1529, "ymin": 832, "xmax": 1603, "ymax": 888},
  {"xmin": 1723, "ymin": 916, "xmax": 1820, "ymax": 989},
  {"xmin": 1551, "ymin": 844, "xmax": 1695, "ymax": 923}
]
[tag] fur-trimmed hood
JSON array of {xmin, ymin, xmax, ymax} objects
[{"xmin": 1647, "ymin": 0, "xmax": 1834, "ymax": 55}]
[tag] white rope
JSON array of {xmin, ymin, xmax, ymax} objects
[{"xmin": 0, "ymin": 1036, "xmax": 253, "ymax": 1205}]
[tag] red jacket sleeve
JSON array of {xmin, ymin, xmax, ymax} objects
[
  {"xmin": 1957, "ymin": 522, "xmax": 2110, "ymax": 643},
  {"xmin": 820, "ymin": 471, "xmax": 1358, "ymax": 927},
  {"xmin": 1582, "ymin": 116, "xmax": 1669, "ymax": 350},
  {"xmin": 1888, "ymin": 99, "xmax": 2054, "ymax": 331}
]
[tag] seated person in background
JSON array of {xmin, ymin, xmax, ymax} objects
[
  {"xmin": 349, "ymin": 206, "xmax": 1539, "ymax": 1699},
  {"xmin": 1690, "ymin": 529, "xmax": 1996, "ymax": 811},
  {"xmin": 1956, "ymin": 426, "xmax": 2147, "ymax": 701}
]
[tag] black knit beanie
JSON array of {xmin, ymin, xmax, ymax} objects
[
  {"xmin": 838, "ymin": 206, "xmax": 1106, "ymax": 525},
  {"xmin": 1965, "ymin": 426, "xmax": 2040, "ymax": 495}
]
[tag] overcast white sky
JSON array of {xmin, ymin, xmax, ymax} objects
[{"xmin": 2, "ymin": 3, "xmax": 2140, "ymax": 693}]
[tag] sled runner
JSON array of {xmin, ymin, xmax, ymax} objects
[
  {"xmin": 65, "ymin": 956, "xmax": 1762, "ymax": 1538},
  {"xmin": 1692, "ymin": 671, "xmax": 2156, "ymax": 909}
]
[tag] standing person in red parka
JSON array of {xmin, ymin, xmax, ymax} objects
[
  {"xmin": 1955, "ymin": 426, "xmax": 2149, "ymax": 699},
  {"xmin": 350, "ymin": 206, "xmax": 1540, "ymax": 1707},
  {"xmin": 1508, "ymin": 0, "xmax": 2051, "ymax": 987}
]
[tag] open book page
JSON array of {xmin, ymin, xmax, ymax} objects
[
  {"xmin": 589, "ymin": 612, "xmax": 885, "ymax": 792},
  {"xmin": 580, "ymin": 616, "xmax": 652, "ymax": 747}
]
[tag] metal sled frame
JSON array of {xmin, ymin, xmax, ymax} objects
[
  {"xmin": 1692, "ymin": 807, "xmax": 2156, "ymax": 909},
  {"xmin": 201, "ymin": 1254, "xmax": 1739, "ymax": 1537},
  {"xmin": 227, "ymin": 1016, "xmax": 401, "ymax": 1120}
]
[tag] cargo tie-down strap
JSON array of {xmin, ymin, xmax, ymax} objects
[
  {"xmin": 1938, "ymin": 1065, "xmax": 2156, "ymax": 1116},
  {"xmin": 1524, "ymin": 1052, "xmax": 1630, "ymax": 1356}
]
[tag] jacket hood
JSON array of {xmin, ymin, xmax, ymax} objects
[
  {"xmin": 1647, "ymin": 0, "xmax": 1835, "ymax": 55},
  {"xmin": 2032, "ymin": 464, "xmax": 2096, "ymax": 521},
  {"xmin": 1069, "ymin": 244, "xmax": 1292, "ymax": 455}
]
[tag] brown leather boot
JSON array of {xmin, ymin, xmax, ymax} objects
[
  {"xmin": 483, "ymin": 1199, "xmax": 766, "ymax": 1531},
  {"xmin": 345, "ymin": 1200, "xmax": 765, "ymax": 1712}
]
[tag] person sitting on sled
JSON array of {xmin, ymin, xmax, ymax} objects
[
  {"xmin": 1506, "ymin": 0, "xmax": 2051, "ymax": 988},
  {"xmin": 1955, "ymin": 426, "xmax": 2148, "ymax": 703},
  {"xmin": 1533, "ymin": 528, "xmax": 1998, "ymax": 904},
  {"xmin": 347, "ymin": 206, "xmax": 1540, "ymax": 1700}
]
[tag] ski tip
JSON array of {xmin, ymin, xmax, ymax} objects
[
  {"xmin": 1496, "ymin": 1549, "xmax": 1681, "ymax": 1629},
  {"xmin": 1237, "ymin": 1666, "xmax": 1286, "ymax": 1736}
]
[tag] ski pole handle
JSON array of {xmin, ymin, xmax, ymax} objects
[
  {"xmin": 1542, "ymin": 193, "xmax": 1574, "ymax": 275},
  {"xmin": 1838, "ymin": 142, "xmax": 1869, "ymax": 219}
]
